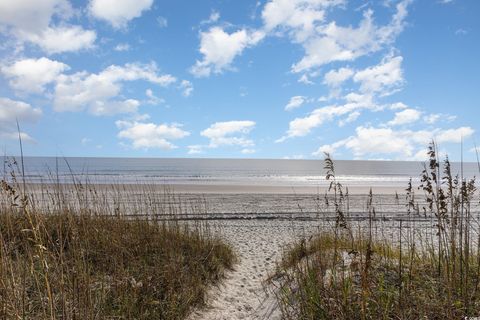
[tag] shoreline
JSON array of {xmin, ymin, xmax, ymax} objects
[{"xmin": 23, "ymin": 182, "xmax": 408, "ymax": 195}]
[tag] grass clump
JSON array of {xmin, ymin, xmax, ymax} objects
[
  {"xmin": 272, "ymin": 142, "xmax": 480, "ymax": 319},
  {"xmin": 0, "ymin": 165, "xmax": 235, "ymax": 319},
  {"xmin": 274, "ymin": 230, "xmax": 480, "ymax": 319}
]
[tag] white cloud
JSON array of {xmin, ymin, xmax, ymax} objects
[
  {"xmin": 0, "ymin": 1, "xmax": 96, "ymax": 54},
  {"xmin": 201, "ymin": 120, "xmax": 256, "ymax": 148},
  {"xmin": 145, "ymin": 89, "xmax": 164, "ymax": 105},
  {"xmin": 114, "ymin": 43, "xmax": 130, "ymax": 51},
  {"xmin": 180, "ymin": 80, "xmax": 193, "ymax": 97},
  {"xmin": 22, "ymin": 26, "xmax": 96, "ymax": 54},
  {"xmin": 277, "ymin": 94, "xmax": 376, "ymax": 141},
  {"xmin": 323, "ymin": 67, "xmax": 354, "ymax": 87},
  {"xmin": 0, "ymin": 97, "xmax": 42, "ymax": 141},
  {"xmin": 312, "ymin": 140, "xmax": 346, "ymax": 156},
  {"xmin": 291, "ymin": 1, "xmax": 411, "ymax": 73},
  {"xmin": 54, "ymin": 63, "xmax": 176, "ymax": 115},
  {"xmin": 424, "ymin": 113, "xmax": 456, "ymax": 124},
  {"xmin": 298, "ymin": 74, "xmax": 314, "ymax": 84},
  {"xmin": 189, "ymin": 0, "xmax": 410, "ymax": 77},
  {"xmin": 387, "ymin": 108, "xmax": 421, "ymax": 126},
  {"xmin": 285, "ymin": 96, "xmax": 307, "ymax": 111},
  {"xmin": 338, "ymin": 110, "xmax": 360, "ymax": 127},
  {"xmin": 201, "ymin": 11, "xmax": 220, "ymax": 25},
  {"xmin": 241, "ymin": 148, "xmax": 256, "ymax": 154},
  {"xmin": 190, "ymin": 27, "xmax": 265, "ymax": 77},
  {"xmin": 1, "ymin": 57, "xmax": 69, "ymax": 93},
  {"xmin": 390, "ymin": 102, "xmax": 408, "ymax": 110},
  {"xmin": 89, "ymin": 0, "xmax": 154, "ymax": 28},
  {"xmin": 116, "ymin": 120, "xmax": 190, "ymax": 150},
  {"xmin": 436, "ymin": 127, "xmax": 474, "ymax": 144},
  {"xmin": 313, "ymin": 125, "xmax": 475, "ymax": 160},
  {"xmin": 353, "ymin": 55, "xmax": 403, "ymax": 95},
  {"xmin": 262, "ymin": 0, "xmax": 344, "ymax": 42},
  {"xmin": 346, "ymin": 127, "xmax": 412, "ymax": 156},
  {"xmin": 0, "ymin": 97, "xmax": 42, "ymax": 124},
  {"xmin": 0, "ymin": 0, "xmax": 72, "ymax": 33}
]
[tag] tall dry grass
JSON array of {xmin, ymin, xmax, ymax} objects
[
  {"xmin": 0, "ymin": 157, "xmax": 235, "ymax": 319},
  {"xmin": 271, "ymin": 141, "xmax": 480, "ymax": 319}
]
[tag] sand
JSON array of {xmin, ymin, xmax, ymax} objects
[
  {"xmin": 189, "ymin": 220, "xmax": 326, "ymax": 320},
  {"xmin": 26, "ymin": 182, "xmax": 408, "ymax": 195},
  {"xmin": 182, "ymin": 184, "xmax": 433, "ymax": 320}
]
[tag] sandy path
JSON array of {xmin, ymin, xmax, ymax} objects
[{"xmin": 189, "ymin": 220, "xmax": 325, "ymax": 320}]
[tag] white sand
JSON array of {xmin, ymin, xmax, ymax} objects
[{"xmin": 189, "ymin": 220, "xmax": 326, "ymax": 320}]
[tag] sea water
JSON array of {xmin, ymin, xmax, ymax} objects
[{"xmin": 3, "ymin": 157, "xmax": 478, "ymax": 188}]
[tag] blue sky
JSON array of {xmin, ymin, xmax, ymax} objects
[{"xmin": 0, "ymin": 0, "xmax": 478, "ymax": 160}]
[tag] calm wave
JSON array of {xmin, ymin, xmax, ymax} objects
[{"xmin": 3, "ymin": 157, "xmax": 478, "ymax": 187}]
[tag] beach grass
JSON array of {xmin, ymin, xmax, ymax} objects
[
  {"xmin": 271, "ymin": 142, "xmax": 480, "ymax": 319},
  {"xmin": 0, "ymin": 159, "xmax": 235, "ymax": 319}
]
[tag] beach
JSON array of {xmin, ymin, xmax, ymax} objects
[{"xmin": 8, "ymin": 157, "xmax": 480, "ymax": 319}]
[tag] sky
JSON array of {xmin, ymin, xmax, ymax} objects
[{"xmin": 0, "ymin": 0, "xmax": 479, "ymax": 161}]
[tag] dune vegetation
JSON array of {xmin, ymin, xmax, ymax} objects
[
  {"xmin": 272, "ymin": 142, "xmax": 480, "ymax": 319},
  {"xmin": 0, "ymin": 158, "xmax": 235, "ymax": 320}
]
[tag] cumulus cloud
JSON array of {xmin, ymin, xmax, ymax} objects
[
  {"xmin": 291, "ymin": 0, "xmax": 411, "ymax": 73},
  {"xmin": 314, "ymin": 125, "xmax": 475, "ymax": 160},
  {"xmin": 22, "ymin": 26, "xmax": 96, "ymax": 54},
  {"xmin": 436, "ymin": 127, "xmax": 474, "ymax": 144},
  {"xmin": 190, "ymin": 27, "xmax": 265, "ymax": 77},
  {"xmin": 189, "ymin": 0, "xmax": 410, "ymax": 78},
  {"xmin": 353, "ymin": 55, "xmax": 403, "ymax": 95},
  {"xmin": 201, "ymin": 120, "xmax": 256, "ymax": 148},
  {"xmin": 1, "ymin": 57, "xmax": 69, "ymax": 93},
  {"xmin": 323, "ymin": 67, "xmax": 354, "ymax": 87},
  {"xmin": 189, "ymin": 121, "xmax": 256, "ymax": 154},
  {"xmin": 0, "ymin": 97, "xmax": 42, "ymax": 124},
  {"xmin": 54, "ymin": 63, "xmax": 176, "ymax": 115},
  {"xmin": 277, "ymin": 94, "xmax": 376, "ymax": 141},
  {"xmin": 387, "ymin": 108, "xmax": 421, "ymax": 126},
  {"xmin": 0, "ymin": 1, "xmax": 96, "ymax": 54},
  {"xmin": 285, "ymin": 96, "xmax": 307, "ymax": 111},
  {"xmin": 89, "ymin": 0, "xmax": 154, "ymax": 28},
  {"xmin": 262, "ymin": 0, "xmax": 342, "ymax": 42},
  {"xmin": 0, "ymin": 97, "xmax": 42, "ymax": 141},
  {"xmin": 0, "ymin": 0, "xmax": 72, "ymax": 33},
  {"xmin": 116, "ymin": 120, "xmax": 190, "ymax": 150}
]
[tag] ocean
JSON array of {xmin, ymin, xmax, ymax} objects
[{"xmin": 3, "ymin": 156, "xmax": 478, "ymax": 188}]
